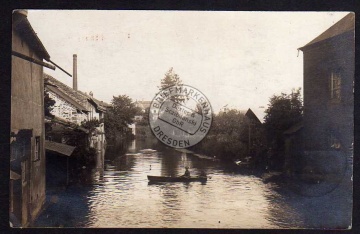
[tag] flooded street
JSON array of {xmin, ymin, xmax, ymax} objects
[{"xmin": 34, "ymin": 138, "xmax": 352, "ymax": 229}]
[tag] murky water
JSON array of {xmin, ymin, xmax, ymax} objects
[{"xmin": 34, "ymin": 138, "xmax": 352, "ymax": 229}]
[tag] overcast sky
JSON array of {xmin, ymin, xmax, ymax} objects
[{"xmin": 28, "ymin": 10, "xmax": 349, "ymax": 121}]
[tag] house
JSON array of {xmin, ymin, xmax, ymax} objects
[
  {"xmin": 134, "ymin": 100, "xmax": 152, "ymax": 121},
  {"xmin": 219, "ymin": 107, "xmax": 264, "ymax": 160},
  {"xmin": 45, "ymin": 74, "xmax": 89, "ymax": 125},
  {"xmin": 131, "ymin": 100, "xmax": 153, "ymax": 137},
  {"xmin": 45, "ymin": 74, "xmax": 110, "ymax": 124},
  {"xmin": 135, "ymin": 100, "xmax": 152, "ymax": 111},
  {"xmin": 11, "ymin": 10, "xmax": 51, "ymax": 226},
  {"xmin": 45, "ymin": 71, "xmax": 109, "ymax": 124},
  {"xmin": 298, "ymin": 13, "xmax": 354, "ymax": 176},
  {"xmin": 244, "ymin": 109, "xmax": 265, "ymax": 163},
  {"xmin": 244, "ymin": 108, "xmax": 261, "ymax": 125},
  {"xmin": 44, "ymin": 55, "xmax": 109, "ymax": 170}
]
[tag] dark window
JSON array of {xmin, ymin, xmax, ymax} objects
[
  {"xmin": 34, "ymin": 136, "xmax": 40, "ymax": 161},
  {"xmin": 330, "ymin": 71, "xmax": 341, "ymax": 101}
]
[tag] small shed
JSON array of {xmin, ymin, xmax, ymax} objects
[{"xmin": 45, "ymin": 140, "xmax": 76, "ymax": 186}]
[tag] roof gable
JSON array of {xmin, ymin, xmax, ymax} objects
[
  {"xmin": 44, "ymin": 74, "xmax": 89, "ymax": 107},
  {"xmin": 46, "ymin": 85, "xmax": 89, "ymax": 112},
  {"xmin": 135, "ymin": 101, "xmax": 152, "ymax": 110},
  {"xmin": 300, "ymin": 13, "xmax": 354, "ymax": 50},
  {"xmin": 245, "ymin": 108, "xmax": 261, "ymax": 124},
  {"xmin": 76, "ymin": 90, "xmax": 110, "ymax": 110},
  {"xmin": 13, "ymin": 11, "xmax": 50, "ymax": 60},
  {"xmin": 44, "ymin": 73, "xmax": 109, "ymax": 113}
]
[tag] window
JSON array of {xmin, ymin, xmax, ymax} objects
[
  {"xmin": 330, "ymin": 71, "xmax": 341, "ymax": 100},
  {"xmin": 34, "ymin": 136, "xmax": 40, "ymax": 161}
]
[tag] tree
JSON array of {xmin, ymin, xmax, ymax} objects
[
  {"xmin": 44, "ymin": 88, "xmax": 56, "ymax": 135},
  {"xmin": 104, "ymin": 95, "xmax": 141, "ymax": 140},
  {"xmin": 263, "ymin": 88, "xmax": 303, "ymax": 168},
  {"xmin": 81, "ymin": 119, "xmax": 101, "ymax": 131},
  {"xmin": 211, "ymin": 109, "xmax": 248, "ymax": 160},
  {"xmin": 44, "ymin": 90, "xmax": 55, "ymax": 118},
  {"xmin": 159, "ymin": 67, "xmax": 186, "ymax": 104},
  {"xmin": 159, "ymin": 67, "xmax": 182, "ymax": 90},
  {"xmin": 191, "ymin": 109, "xmax": 253, "ymax": 161}
]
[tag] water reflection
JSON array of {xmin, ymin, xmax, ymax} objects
[
  {"xmin": 34, "ymin": 137, "xmax": 351, "ymax": 228},
  {"xmin": 81, "ymin": 138, "xmax": 276, "ymax": 228}
]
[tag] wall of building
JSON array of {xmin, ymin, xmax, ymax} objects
[
  {"xmin": 11, "ymin": 30, "xmax": 46, "ymax": 226},
  {"xmin": 92, "ymin": 123, "xmax": 106, "ymax": 169},
  {"xmin": 87, "ymin": 104, "xmax": 100, "ymax": 120},
  {"xmin": 302, "ymin": 32, "xmax": 354, "ymax": 153},
  {"xmin": 48, "ymin": 91, "xmax": 88, "ymax": 125}
]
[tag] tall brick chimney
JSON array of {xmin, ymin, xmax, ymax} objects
[{"xmin": 73, "ymin": 54, "xmax": 77, "ymax": 91}]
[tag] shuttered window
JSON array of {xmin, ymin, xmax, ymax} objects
[{"xmin": 330, "ymin": 72, "xmax": 341, "ymax": 101}]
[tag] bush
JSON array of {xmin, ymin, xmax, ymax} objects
[{"xmin": 72, "ymin": 146, "xmax": 97, "ymax": 169}]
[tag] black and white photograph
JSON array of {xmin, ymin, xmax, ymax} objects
[{"xmin": 9, "ymin": 10, "xmax": 354, "ymax": 229}]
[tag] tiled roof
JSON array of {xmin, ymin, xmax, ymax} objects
[
  {"xmin": 299, "ymin": 13, "xmax": 355, "ymax": 50},
  {"xmin": 87, "ymin": 96, "xmax": 110, "ymax": 111},
  {"xmin": 46, "ymin": 85, "xmax": 89, "ymax": 112},
  {"xmin": 46, "ymin": 115, "xmax": 90, "ymax": 133},
  {"xmin": 44, "ymin": 73, "xmax": 110, "ymax": 112},
  {"xmin": 44, "ymin": 73, "xmax": 89, "ymax": 107},
  {"xmin": 45, "ymin": 140, "xmax": 76, "ymax": 157}
]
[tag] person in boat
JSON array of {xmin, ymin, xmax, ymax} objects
[{"xmin": 183, "ymin": 167, "xmax": 190, "ymax": 177}]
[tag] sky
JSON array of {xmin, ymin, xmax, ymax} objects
[{"xmin": 28, "ymin": 10, "xmax": 349, "ymax": 121}]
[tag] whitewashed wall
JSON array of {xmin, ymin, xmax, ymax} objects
[{"xmin": 48, "ymin": 91, "xmax": 88, "ymax": 125}]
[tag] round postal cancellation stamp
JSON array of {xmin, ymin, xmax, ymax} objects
[{"xmin": 149, "ymin": 85, "xmax": 212, "ymax": 148}]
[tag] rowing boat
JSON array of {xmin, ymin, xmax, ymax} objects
[{"xmin": 147, "ymin": 175, "xmax": 207, "ymax": 182}]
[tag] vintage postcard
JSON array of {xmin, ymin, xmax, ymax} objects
[{"xmin": 10, "ymin": 10, "xmax": 354, "ymax": 229}]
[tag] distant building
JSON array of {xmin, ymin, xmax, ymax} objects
[
  {"xmin": 297, "ymin": 13, "xmax": 354, "ymax": 174},
  {"xmin": 244, "ymin": 108, "xmax": 262, "ymax": 125},
  {"xmin": 219, "ymin": 107, "xmax": 263, "ymax": 158},
  {"xmin": 218, "ymin": 107, "xmax": 261, "ymax": 123},
  {"xmin": 135, "ymin": 100, "xmax": 152, "ymax": 111},
  {"xmin": 134, "ymin": 100, "xmax": 155, "ymax": 121},
  {"xmin": 11, "ymin": 10, "xmax": 49, "ymax": 227},
  {"xmin": 131, "ymin": 100, "xmax": 153, "ymax": 137}
]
